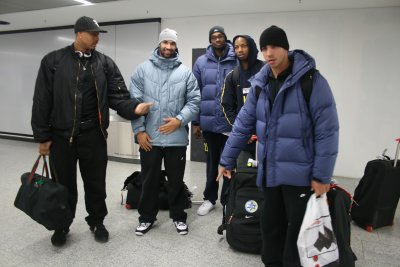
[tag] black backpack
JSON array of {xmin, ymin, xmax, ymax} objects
[
  {"xmin": 217, "ymin": 167, "xmax": 264, "ymax": 254},
  {"xmin": 121, "ymin": 170, "xmax": 192, "ymax": 210}
]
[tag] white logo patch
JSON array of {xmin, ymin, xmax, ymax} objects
[
  {"xmin": 245, "ymin": 200, "xmax": 258, "ymax": 213},
  {"xmin": 242, "ymin": 87, "xmax": 250, "ymax": 94},
  {"xmin": 93, "ymin": 19, "xmax": 100, "ymax": 27}
]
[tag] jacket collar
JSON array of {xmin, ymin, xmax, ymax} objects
[
  {"xmin": 149, "ymin": 48, "xmax": 181, "ymax": 70},
  {"xmin": 205, "ymin": 42, "xmax": 236, "ymax": 63}
]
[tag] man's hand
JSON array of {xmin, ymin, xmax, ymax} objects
[
  {"xmin": 247, "ymin": 134, "xmax": 257, "ymax": 144},
  {"xmin": 39, "ymin": 141, "xmax": 52, "ymax": 155},
  {"xmin": 159, "ymin": 117, "xmax": 181, "ymax": 134},
  {"xmin": 216, "ymin": 165, "xmax": 233, "ymax": 182},
  {"xmin": 311, "ymin": 180, "xmax": 331, "ymax": 197},
  {"xmin": 134, "ymin": 102, "xmax": 153, "ymax": 116},
  {"xmin": 137, "ymin": 131, "xmax": 152, "ymax": 151},
  {"xmin": 193, "ymin": 125, "xmax": 202, "ymax": 138}
]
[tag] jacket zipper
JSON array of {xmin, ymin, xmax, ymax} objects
[
  {"xmin": 69, "ymin": 61, "xmax": 80, "ymax": 144},
  {"xmin": 118, "ymin": 86, "xmax": 124, "ymax": 96},
  {"xmin": 227, "ymin": 215, "xmax": 233, "ymax": 224},
  {"xmin": 264, "ymin": 88, "xmax": 271, "ymax": 187},
  {"xmin": 91, "ymin": 64, "xmax": 107, "ymax": 141}
]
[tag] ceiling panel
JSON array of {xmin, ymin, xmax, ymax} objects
[
  {"xmin": 0, "ymin": 0, "xmax": 119, "ymax": 15},
  {"xmin": 1, "ymin": 0, "xmax": 399, "ymax": 31}
]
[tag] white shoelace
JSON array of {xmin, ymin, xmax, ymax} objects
[
  {"xmin": 139, "ymin": 223, "xmax": 151, "ymax": 228},
  {"xmin": 176, "ymin": 222, "xmax": 186, "ymax": 227}
]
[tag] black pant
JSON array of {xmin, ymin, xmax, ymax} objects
[
  {"xmin": 50, "ymin": 127, "xmax": 108, "ymax": 228},
  {"xmin": 202, "ymin": 131, "xmax": 230, "ymax": 205},
  {"xmin": 261, "ymin": 185, "xmax": 312, "ymax": 267},
  {"xmin": 138, "ymin": 146, "xmax": 187, "ymax": 223}
]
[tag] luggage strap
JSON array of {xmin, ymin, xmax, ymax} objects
[
  {"xmin": 330, "ymin": 183, "xmax": 357, "ymax": 207},
  {"xmin": 29, "ymin": 155, "xmax": 49, "ymax": 182}
]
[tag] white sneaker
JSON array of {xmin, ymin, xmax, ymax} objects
[
  {"xmin": 135, "ymin": 222, "xmax": 153, "ymax": 236},
  {"xmin": 173, "ymin": 221, "xmax": 188, "ymax": 235},
  {"xmin": 197, "ymin": 200, "xmax": 215, "ymax": 216}
]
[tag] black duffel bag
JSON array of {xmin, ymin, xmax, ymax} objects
[
  {"xmin": 14, "ymin": 155, "xmax": 73, "ymax": 230},
  {"xmin": 122, "ymin": 170, "xmax": 192, "ymax": 210}
]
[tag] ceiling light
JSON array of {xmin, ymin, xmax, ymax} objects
[{"xmin": 74, "ymin": 0, "xmax": 94, "ymax": 6}]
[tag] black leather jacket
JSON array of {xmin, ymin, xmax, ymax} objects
[{"xmin": 31, "ymin": 44, "xmax": 140, "ymax": 143}]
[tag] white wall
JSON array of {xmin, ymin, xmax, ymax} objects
[
  {"xmin": 1, "ymin": 7, "xmax": 398, "ymax": 178},
  {"xmin": 0, "ymin": 22, "xmax": 159, "ymax": 135},
  {"xmin": 162, "ymin": 7, "xmax": 400, "ymax": 178}
]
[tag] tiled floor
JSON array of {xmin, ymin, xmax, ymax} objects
[{"xmin": 1, "ymin": 138, "xmax": 399, "ymax": 266}]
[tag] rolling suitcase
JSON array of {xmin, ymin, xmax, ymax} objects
[{"xmin": 351, "ymin": 138, "xmax": 400, "ymax": 232}]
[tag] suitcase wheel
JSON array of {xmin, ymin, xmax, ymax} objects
[
  {"xmin": 125, "ymin": 203, "xmax": 132, "ymax": 209},
  {"xmin": 365, "ymin": 225, "xmax": 373, "ymax": 232}
]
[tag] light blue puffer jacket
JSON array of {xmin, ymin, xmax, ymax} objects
[
  {"xmin": 220, "ymin": 50, "xmax": 339, "ymax": 188},
  {"xmin": 129, "ymin": 48, "xmax": 200, "ymax": 146}
]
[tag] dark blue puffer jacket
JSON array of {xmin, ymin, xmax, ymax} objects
[
  {"xmin": 220, "ymin": 50, "xmax": 339, "ymax": 188},
  {"xmin": 192, "ymin": 42, "xmax": 236, "ymax": 133}
]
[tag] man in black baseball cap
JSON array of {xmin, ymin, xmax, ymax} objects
[{"xmin": 31, "ymin": 16, "xmax": 152, "ymax": 247}]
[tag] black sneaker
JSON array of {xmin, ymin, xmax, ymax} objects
[
  {"xmin": 51, "ymin": 228, "xmax": 69, "ymax": 247},
  {"xmin": 173, "ymin": 221, "xmax": 188, "ymax": 235},
  {"xmin": 90, "ymin": 224, "xmax": 109, "ymax": 243},
  {"xmin": 135, "ymin": 222, "xmax": 153, "ymax": 236}
]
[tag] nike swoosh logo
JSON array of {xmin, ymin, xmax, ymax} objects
[{"xmin": 245, "ymin": 215, "xmax": 253, "ymax": 219}]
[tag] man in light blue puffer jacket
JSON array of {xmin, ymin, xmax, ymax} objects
[
  {"xmin": 129, "ymin": 28, "xmax": 200, "ymax": 236},
  {"xmin": 218, "ymin": 26, "xmax": 339, "ymax": 266}
]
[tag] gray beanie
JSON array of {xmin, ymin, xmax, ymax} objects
[{"xmin": 159, "ymin": 28, "xmax": 178, "ymax": 44}]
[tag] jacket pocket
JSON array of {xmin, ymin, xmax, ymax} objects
[{"xmin": 302, "ymin": 135, "xmax": 313, "ymax": 162}]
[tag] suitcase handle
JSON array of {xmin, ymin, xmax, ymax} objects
[{"xmin": 394, "ymin": 138, "xmax": 400, "ymax": 167}]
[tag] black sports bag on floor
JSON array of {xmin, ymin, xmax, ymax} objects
[{"xmin": 122, "ymin": 170, "xmax": 192, "ymax": 210}]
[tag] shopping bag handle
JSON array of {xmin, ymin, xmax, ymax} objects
[
  {"xmin": 48, "ymin": 156, "xmax": 61, "ymax": 183},
  {"xmin": 28, "ymin": 155, "xmax": 49, "ymax": 182}
]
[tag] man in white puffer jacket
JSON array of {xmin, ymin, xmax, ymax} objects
[{"xmin": 129, "ymin": 28, "xmax": 200, "ymax": 236}]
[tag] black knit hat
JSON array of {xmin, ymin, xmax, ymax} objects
[
  {"xmin": 74, "ymin": 16, "xmax": 107, "ymax": 33},
  {"xmin": 259, "ymin": 25, "xmax": 289, "ymax": 50},
  {"xmin": 209, "ymin": 26, "xmax": 227, "ymax": 43}
]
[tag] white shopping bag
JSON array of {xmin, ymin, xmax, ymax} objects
[{"xmin": 297, "ymin": 193, "xmax": 339, "ymax": 267}]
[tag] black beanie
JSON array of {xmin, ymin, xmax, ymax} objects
[
  {"xmin": 259, "ymin": 25, "xmax": 289, "ymax": 50},
  {"xmin": 209, "ymin": 26, "xmax": 227, "ymax": 43}
]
